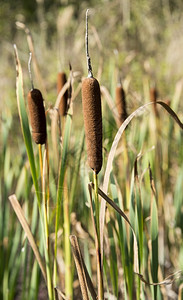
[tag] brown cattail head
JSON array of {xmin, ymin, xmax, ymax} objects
[
  {"xmin": 82, "ymin": 77, "xmax": 102, "ymax": 174},
  {"xmin": 115, "ymin": 84, "xmax": 128, "ymax": 126},
  {"xmin": 27, "ymin": 89, "xmax": 47, "ymax": 144},
  {"xmin": 150, "ymin": 87, "xmax": 158, "ymax": 115},
  {"xmin": 57, "ymin": 72, "xmax": 68, "ymax": 116}
]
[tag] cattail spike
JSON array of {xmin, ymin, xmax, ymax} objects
[
  {"xmin": 82, "ymin": 77, "xmax": 102, "ymax": 174},
  {"xmin": 115, "ymin": 83, "xmax": 128, "ymax": 126},
  {"xmin": 57, "ymin": 72, "xmax": 68, "ymax": 116},
  {"xmin": 150, "ymin": 86, "xmax": 158, "ymax": 115},
  {"xmin": 27, "ymin": 89, "xmax": 47, "ymax": 144}
]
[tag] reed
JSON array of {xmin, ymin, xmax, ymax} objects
[{"xmin": 81, "ymin": 9, "xmax": 104, "ymax": 300}]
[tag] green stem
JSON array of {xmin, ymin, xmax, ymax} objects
[
  {"xmin": 39, "ymin": 145, "xmax": 53, "ymax": 300},
  {"xmin": 93, "ymin": 171, "xmax": 104, "ymax": 300},
  {"xmin": 53, "ymin": 158, "xmax": 63, "ymax": 288},
  {"xmin": 93, "ymin": 171, "xmax": 100, "ymax": 241},
  {"xmin": 46, "ymin": 141, "xmax": 50, "ymax": 223},
  {"xmin": 64, "ymin": 177, "xmax": 72, "ymax": 299},
  {"xmin": 38, "ymin": 144, "xmax": 43, "ymax": 187}
]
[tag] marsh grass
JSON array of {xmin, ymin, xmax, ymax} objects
[
  {"xmin": 1, "ymin": 4, "xmax": 183, "ymax": 299},
  {"xmin": 7, "ymin": 47, "xmax": 183, "ymax": 300}
]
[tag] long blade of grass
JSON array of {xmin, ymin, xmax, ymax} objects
[
  {"xmin": 150, "ymin": 191, "xmax": 159, "ymax": 299},
  {"xmin": 8, "ymin": 194, "xmax": 46, "ymax": 282},
  {"xmin": 14, "ymin": 45, "xmax": 41, "ymax": 208},
  {"xmin": 54, "ymin": 109, "xmax": 72, "ymax": 286}
]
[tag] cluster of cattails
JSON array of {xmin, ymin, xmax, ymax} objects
[
  {"xmin": 115, "ymin": 83, "xmax": 128, "ymax": 126},
  {"xmin": 82, "ymin": 77, "xmax": 103, "ymax": 174},
  {"xmin": 27, "ymin": 88, "xmax": 47, "ymax": 145},
  {"xmin": 57, "ymin": 72, "xmax": 68, "ymax": 116}
]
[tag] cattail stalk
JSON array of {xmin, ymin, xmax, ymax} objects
[
  {"xmin": 38, "ymin": 144, "xmax": 43, "ymax": 187},
  {"xmin": 93, "ymin": 172, "xmax": 100, "ymax": 240},
  {"xmin": 42, "ymin": 150, "xmax": 53, "ymax": 300},
  {"xmin": 93, "ymin": 171, "xmax": 104, "ymax": 300},
  {"xmin": 64, "ymin": 176, "xmax": 72, "ymax": 299},
  {"xmin": 38, "ymin": 140, "xmax": 53, "ymax": 300},
  {"xmin": 28, "ymin": 55, "xmax": 53, "ymax": 299},
  {"xmin": 45, "ymin": 141, "xmax": 50, "ymax": 222},
  {"xmin": 82, "ymin": 9, "xmax": 104, "ymax": 300}
]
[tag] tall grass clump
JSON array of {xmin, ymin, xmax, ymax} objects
[{"xmin": 2, "ymin": 3, "xmax": 183, "ymax": 300}]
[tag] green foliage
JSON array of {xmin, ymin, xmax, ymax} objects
[{"xmin": 1, "ymin": 1, "xmax": 183, "ymax": 299}]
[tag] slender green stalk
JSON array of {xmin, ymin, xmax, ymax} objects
[
  {"xmin": 53, "ymin": 111, "xmax": 72, "ymax": 287},
  {"xmin": 38, "ymin": 144, "xmax": 43, "ymax": 185},
  {"xmin": 53, "ymin": 156, "xmax": 63, "ymax": 288},
  {"xmin": 93, "ymin": 171, "xmax": 100, "ymax": 240},
  {"xmin": 64, "ymin": 177, "xmax": 72, "ymax": 299},
  {"xmin": 40, "ymin": 146, "xmax": 53, "ymax": 300},
  {"xmin": 93, "ymin": 171, "xmax": 104, "ymax": 300},
  {"xmin": 46, "ymin": 141, "xmax": 50, "ymax": 223},
  {"xmin": 123, "ymin": 132, "xmax": 131, "ymax": 210}
]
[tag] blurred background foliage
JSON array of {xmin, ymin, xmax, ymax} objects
[
  {"xmin": 1, "ymin": 0, "xmax": 183, "ymax": 105},
  {"xmin": 1, "ymin": 1, "xmax": 183, "ymax": 299},
  {"xmin": 1, "ymin": 0, "xmax": 183, "ymax": 183},
  {"xmin": 1, "ymin": 0, "xmax": 183, "ymax": 170}
]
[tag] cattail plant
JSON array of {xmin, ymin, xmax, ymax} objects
[
  {"xmin": 115, "ymin": 82, "xmax": 128, "ymax": 126},
  {"xmin": 82, "ymin": 15, "xmax": 102, "ymax": 175},
  {"xmin": 57, "ymin": 72, "xmax": 68, "ymax": 116},
  {"xmin": 81, "ymin": 9, "xmax": 103, "ymax": 300},
  {"xmin": 26, "ymin": 53, "xmax": 53, "ymax": 300}
]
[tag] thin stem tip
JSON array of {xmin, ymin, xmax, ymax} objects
[
  {"xmin": 85, "ymin": 9, "xmax": 93, "ymax": 78},
  {"xmin": 28, "ymin": 52, "xmax": 34, "ymax": 90}
]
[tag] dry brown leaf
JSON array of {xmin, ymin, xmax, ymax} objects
[{"xmin": 8, "ymin": 194, "xmax": 47, "ymax": 282}]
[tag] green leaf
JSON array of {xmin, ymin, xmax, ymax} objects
[{"xmin": 14, "ymin": 45, "xmax": 41, "ymax": 208}]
